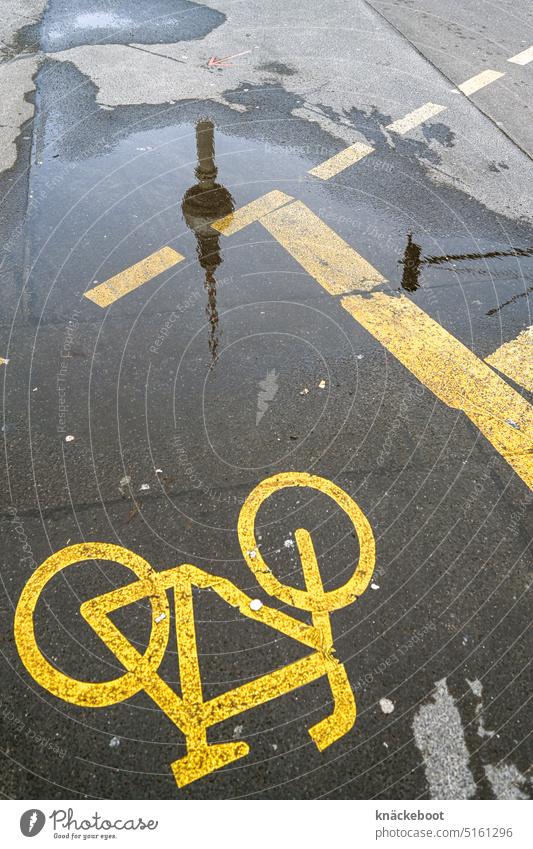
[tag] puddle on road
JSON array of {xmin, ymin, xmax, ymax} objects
[
  {"xmin": 39, "ymin": 0, "xmax": 225, "ymax": 51},
  {"xmin": 23, "ymin": 56, "xmax": 533, "ymax": 372},
  {"xmin": 400, "ymin": 234, "xmax": 533, "ymax": 309}
]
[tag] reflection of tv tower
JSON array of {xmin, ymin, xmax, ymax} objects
[{"xmin": 181, "ymin": 120, "xmax": 234, "ymax": 366}]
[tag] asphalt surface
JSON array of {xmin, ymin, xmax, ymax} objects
[{"xmin": 0, "ymin": 0, "xmax": 531, "ymax": 800}]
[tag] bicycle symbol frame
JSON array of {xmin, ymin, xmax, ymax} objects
[{"xmin": 15, "ymin": 472, "xmax": 375, "ymax": 787}]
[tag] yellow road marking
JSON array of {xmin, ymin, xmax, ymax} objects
[
  {"xmin": 293, "ymin": 525, "xmax": 356, "ymax": 749},
  {"xmin": 14, "ymin": 543, "xmax": 170, "ymax": 707},
  {"xmin": 509, "ymin": 46, "xmax": 533, "ymax": 65},
  {"xmin": 458, "ymin": 69, "xmax": 504, "ymax": 95},
  {"xmin": 239, "ymin": 472, "xmax": 375, "ymax": 610},
  {"xmin": 84, "ymin": 246, "xmax": 184, "ymax": 307},
  {"xmin": 203, "ymin": 652, "xmax": 337, "ymax": 723},
  {"xmin": 342, "ymin": 293, "xmax": 533, "ymax": 490},
  {"xmin": 259, "ymin": 200, "xmax": 385, "ymax": 295},
  {"xmin": 15, "ymin": 473, "xmax": 375, "ymax": 788},
  {"xmin": 386, "ymin": 102, "xmax": 446, "ymax": 135},
  {"xmin": 308, "ymin": 142, "xmax": 374, "ymax": 180},
  {"xmin": 215, "ymin": 192, "xmax": 533, "ymax": 488},
  {"xmin": 211, "ymin": 189, "xmax": 293, "ymax": 236},
  {"xmin": 485, "ymin": 327, "xmax": 533, "ymax": 392}
]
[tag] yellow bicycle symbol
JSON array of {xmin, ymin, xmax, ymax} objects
[{"xmin": 15, "ymin": 472, "xmax": 375, "ymax": 787}]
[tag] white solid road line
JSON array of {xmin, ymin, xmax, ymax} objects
[
  {"xmin": 458, "ymin": 69, "xmax": 504, "ymax": 95},
  {"xmin": 508, "ymin": 45, "xmax": 533, "ymax": 65},
  {"xmin": 386, "ymin": 102, "xmax": 446, "ymax": 135}
]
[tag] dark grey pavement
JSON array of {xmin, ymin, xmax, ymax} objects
[{"xmin": 0, "ymin": 1, "xmax": 531, "ymax": 800}]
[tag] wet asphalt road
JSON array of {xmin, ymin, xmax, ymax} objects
[{"xmin": 0, "ymin": 1, "xmax": 531, "ymax": 800}]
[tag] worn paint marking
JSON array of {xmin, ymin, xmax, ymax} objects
[
  {"xmin": 485, "ymin": 326, "xmax": 533, "ymax": 392},
  {"xmin": 342, "ymin": 293, "xmax": 533, "ymax": 490},
  {"xmin": 84, "ymin": 246, "xmax": 184, "ymax": 307},
  {"xmin": 484, "ymin": 763, "xmax": 530, "ymax": 800},
  {"xmin": 308, "ymin": 142, "xmax": 374, "ymax": 180},
  {"xmin": 508, "ymin": 46, "xmax": 533, "ymax": 66},
  {"xmin": 458, "ymin": 69, "xmax": 505, "ymax": 96},
  {"xmin": 386, "ymin": 102, "xmax": 446, "ymax": 135},
  {"xmin": 15, "ymin": 472, "xmax": 375, "ymax": 788},
  {"xmin": 413, "ymin": 679, "xmax": 476, "ymax": 799},
  {"xmin": 211, "ymin": 189, "xmax": 294, "ymax": 236},
  {"xmin": 259, "ymin": 200, "xmax": 385, "ymax": 294}
]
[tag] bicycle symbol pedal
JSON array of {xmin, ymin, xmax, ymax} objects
[{"xmin": 15, "ymin": 472, "xmax": 375, "ymax": 787}]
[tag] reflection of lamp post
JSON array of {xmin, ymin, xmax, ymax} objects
[
  {"xmin": 401, "ymin": 233, "xmax": 422, "ymax": 293},
  {"xmin": 181, "ymin": 120, "xmax": 234, "ymax": 366}
]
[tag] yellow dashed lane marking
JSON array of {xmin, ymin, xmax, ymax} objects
[
  {"xmin": 308, "ymin": 142, "xmax": 374, "ymax": 180},
  {"xmin": 458, "ymin": 69, "xmax": 505, "ymax": 95},
  {"xmin": 485, "ymin": 327, "xmax": 533, "ymax": 392},
  {"xmin": 386, "ymin": 102, "xmax": 446, "ymax": 135},
  {"xmin": 84, "ymin": 246, "xmax": 184, "ymax": 307},
  {"xmin": 259, "ymin": 200, "xmax": 385, "ymax": 294},
  {"xmin": 509, "ymin": 46, "xmax": 533, "ymax": 65},
  {"xmin": 342, "ymin": 293, "xmax": 533, "ymax": 490},
  {"xmin": 211, "ymin": 189, "xmax": 294, "ymax": 236}
]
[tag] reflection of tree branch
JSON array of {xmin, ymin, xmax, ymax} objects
[{"xmin": 487, "ymin": 286, "xmax": 533, "ymax": 317}]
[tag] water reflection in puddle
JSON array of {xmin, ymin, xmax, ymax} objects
[
  {"xmin": 182, "ymin": 120, "xmax": 235, "ymax": 367},
  {"xmin": 400, "ymin": 231, "xmax": 533, "ymax": 315}
]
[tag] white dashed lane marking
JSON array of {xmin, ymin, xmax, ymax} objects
[
  {"xmin": 458, "ymin": 69, "xmax": 505, "ymax": 95},
  {"xmin": 412, "ymin": 679, "xmax": 476, "ymax": 800},
  {"xmin": 308, "ymin": 142, "xmax": 374, "ymax": 180},
  {"xmin": 385, "ymin": 102, "xmax": 446, "ymax": 135},
  {"xmin": 306, "ymin": 41, "xmax": 532, "ymax": 182},
  {"xmin": 508, "ymin": 45, "xmax": 533, "ymax": 65}
]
